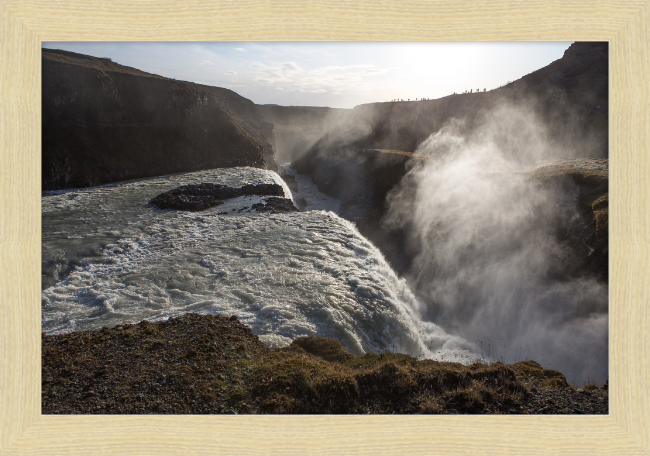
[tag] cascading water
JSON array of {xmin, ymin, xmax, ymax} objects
[{"xmin": 42, "ymin": 167, "xmax": 478, "ymax": 363}]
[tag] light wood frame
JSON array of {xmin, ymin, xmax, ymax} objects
[{"xmin": 1, "ymin": 1, "xmax": 648, "ymax": 454}]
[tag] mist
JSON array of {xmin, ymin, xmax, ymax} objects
[{"xmin": 385, "ymin": 103, "xmax": 608, "ymax": 385}]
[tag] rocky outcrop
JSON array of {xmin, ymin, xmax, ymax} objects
[
  {"xmin": 363, "ymin": 42, "xmax": 609, "ymax": 157},
  {"xmin": 149, "ymin": 183, "xmax": 285, "ymax": 212},
  {"xmin": 527, "ymin": 158, "xmax": 609, "ymax": 280},
  {"xmin": 250, "ymin": 197, "xmax": 298, "ymax": 213},
  {"xmin": 508, "ymin": 42, "xmax": 608, "ymax": 108},
  {"xmin": 43, "ymin": 49, "xmax": 277, "ymax": 190},
  {"xmin": 294, "ymin": 42, "xmax": 608, "ymax": 166}
]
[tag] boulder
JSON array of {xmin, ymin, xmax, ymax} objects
[{"xmin": 149, "ymin": 183, "xmax": 285, "ymax": 211}]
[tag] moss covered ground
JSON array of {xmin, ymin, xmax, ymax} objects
[{"xmin": 42, "ymin": 313, "xmax": 605, "ymax": 415}]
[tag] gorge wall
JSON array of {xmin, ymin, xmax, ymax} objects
[
  {"xmin": 43, "ymin": 49, "xmax": 277, "ymax": 190},
  {"xmin": 263, "ymin": 42, "xmax": 608, "ymax": 277},
  {"xmin": 289, "ymin": 41, "xmax": 608, "ymax": 189},
  {"xmin": 256, "ymin": 42, "xmax": 610, "ymax": 381},
  {"xmin": 255, "ymin": 104, "xmax": 349, "ymax": 164}
]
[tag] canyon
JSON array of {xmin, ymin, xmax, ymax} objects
[{"xmin": 41, "ymin": 42, "xmax": 610, "ymax": 415}]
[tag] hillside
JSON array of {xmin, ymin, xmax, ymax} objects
[
  {"xmin": 42, "ymin": 313, "xmax": 607, "ymax": 415},
  {"xmin": 42, "ymin": 49, "xmax": 277, "ymax": 190}
]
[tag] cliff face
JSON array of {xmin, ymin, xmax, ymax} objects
[
  {"xmin": 287, "ymin": 42, "xmax": 608, "ymax": 277},
  {"xmin": 43, "ymin": 49, "xmax": 277, "ymax": 190},
  {"xmin": 510, "ymin": 41, "xmax": 608, "ymax": 107}
]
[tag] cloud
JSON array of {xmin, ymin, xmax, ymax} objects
[
  {"xmin": 295, "ymin": 87, "xmax": 327, "ymax": 93},
  {"xmin": 359, "ymin": 68, "xmax": 389, "ymax": 76},
  {"xmin": 234, "ymin": 47, "xmax": 247, "ymax": 52},
  {"xmin": 199, "ymin": 60, "xmax": 214, "ymax": 65},
  {"xmin": 251, "ymin": 61, "xmax": 304, "ymax": 83},
  {"xmin": 225, "ymin": 71, "xmax": 237, "ymax": 75},
  {"xmin": 280, "ymin": 62, "xmax": 302, "ymax": 72},
  {"xmin": 310, "ymin": 64, "xmax": 372, "ymax": 75},
  {"xmin": 248, "ymin": 60, "xmax": 389, "ymax": 96}
]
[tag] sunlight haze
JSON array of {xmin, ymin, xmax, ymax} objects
[{"xmin": 42, "ymin": 41, "xmax": 573, "ymax": 109}]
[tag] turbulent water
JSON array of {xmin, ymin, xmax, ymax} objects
[
  {"xmin": 282, "ymin": 163, "xmax": 341, "ymax": 213},
  {"xmin": 42, "ymin": 167, "xmax": 478, "ymax": 362}
]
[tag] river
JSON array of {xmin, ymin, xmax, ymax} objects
[{"xmin": 42, "ymin": 166, "xmax": 478, "ymax": 363}]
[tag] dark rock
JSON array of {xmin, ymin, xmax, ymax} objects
[
  {"xmin": 42, "ymin": 49, "xmax": 277, "ymax": 190},
  {"xmin": 251, "ymin": 197, "xmax": 298, "ymax": 214},
  {"xmin": 528, "ymin": 158, "xmax": 609, "ymax": 280},
  {"xmin": 149, "ymin": 182, "xmax": 284, "ymax": 211},
  {"xmin": 293, "ymin": 195, "xmax": 307, "ymax": 211},
  {"xmin": 520, "ymin": 386, "xmax": 608, "ymax": 414}
]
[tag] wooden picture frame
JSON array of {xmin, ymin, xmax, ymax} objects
[{"xmin": 1, "ymin": 1, "xmax": 648, "ymax": 454}]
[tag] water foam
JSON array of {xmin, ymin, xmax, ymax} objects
[{"xmin": 42, "ymin": 167, "xmax": 479, "ymax": 363}]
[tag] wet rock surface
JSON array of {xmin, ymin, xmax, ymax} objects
[
  {"xmin": 251, "ymin": 197, "xmax": 298, "ymax": 213},
  {"xmin": 277, "ymin": 168, "xmax": 307, "ymax": 210},
  {"xmin": 149, "ymin": 183, "xmax": 284, "ymax": 211},
  {"xmin": 527, "ymin": 158, "xmax": 608, "ymax": 280}
]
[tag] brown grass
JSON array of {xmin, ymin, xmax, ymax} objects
[{"xmin": 42, "ymin": 315, "xmax": 585, "ymax": 415}]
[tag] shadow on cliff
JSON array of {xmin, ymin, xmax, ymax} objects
[{"xmin": 42, "ymin": 49, "xmax": 277, "ymax": 190}]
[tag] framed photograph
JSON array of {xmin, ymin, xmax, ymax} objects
[{"xmin": 2, "ymin": 1, "xmax": 647, "ymax": 454}]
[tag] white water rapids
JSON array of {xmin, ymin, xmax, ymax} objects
[{"xmin": 42, "ymin": 167, "xmax": 478, "ymax": 362}]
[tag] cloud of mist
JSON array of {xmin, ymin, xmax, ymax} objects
[
  {"xmin": 273, "ymin": 106, "xmax": 375, "ymax": 165},
  {"xmin": 385, "ymin": 103, "xmax": 608, "ymax": 385}
]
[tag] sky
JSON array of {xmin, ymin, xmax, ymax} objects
[{"xmin": 42, "ymin": 41, "xmax": 573, "ymax": 109}]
